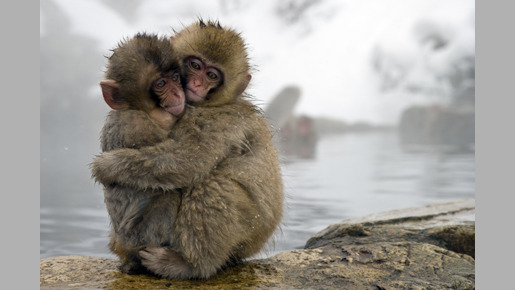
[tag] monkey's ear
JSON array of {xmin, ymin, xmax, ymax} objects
[
  {"xmin": 169, "ymin": 36, "xmax": 175, "ymax": 45},
  {"xmin": 236, "ymin": 74, "xmax": 252, "ymax": 96},
  {"xmin": 100, "ymin": 80, "xmax": 127, "ymax": 110}
]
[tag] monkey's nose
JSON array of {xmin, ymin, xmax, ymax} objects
[
  {"xmin": 175, "ymin": 94, "xmax": 185, "ymax": 102},
  {"xmin": 192, "ymin": 79, "xmax": 202, "ymax": 87}
]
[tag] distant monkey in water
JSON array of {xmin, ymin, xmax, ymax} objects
[
  {"xmin": 92, "ymin": 20, "xmax": 284, "ymax": 279},
  {"xmin": 95, "ymin": 32, "xmax": 185, "ymax": 274}
]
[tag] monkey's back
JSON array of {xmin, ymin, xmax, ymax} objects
[
  {"xmin": 98, "ymin": 110, "xmax": 180, "ymax": 272},
  {"xmin": 170, "ymin": 100, "xmax": 284, "ymax": 264}
]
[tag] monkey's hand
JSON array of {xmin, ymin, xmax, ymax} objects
[{"xmin": 149, "ymin": 107, "xmax": 176, "ymax": 131}]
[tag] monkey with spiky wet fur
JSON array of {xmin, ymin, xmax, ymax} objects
[
  {"xmin": 95, "ymin": 32, "xmax": 185, "ymax": 274},
  {"xmin": 91, "ymin": 20, "xmax": 284, "ymax": 279}
]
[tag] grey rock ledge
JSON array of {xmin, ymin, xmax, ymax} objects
[{"xmin": 41, "ymin": 198, "xmax": 475, "ymax": 289}]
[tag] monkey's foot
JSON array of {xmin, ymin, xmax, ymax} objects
[
  {"xmin": 140, "ymin": 247, "xmax": 197, "ymax": 279},
  {"xmin": 119, "ymin": 260, "xmax": 148, "ymax": 275}
]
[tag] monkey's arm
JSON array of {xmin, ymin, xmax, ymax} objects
[{"xmin": 91, "ymin": 107, "xmax": 247, "ymax": 190}]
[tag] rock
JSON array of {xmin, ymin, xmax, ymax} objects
[
  {"xmin": 304, "ymin": 199, "xmax": 475, "ymax": 289},
  {"xmin": 41, "ymin": 199, "xmax": 475, "ymax": 289},
  {"xmin": 40, "ymin": 256, "xmax": 119, "ymax": 288}
]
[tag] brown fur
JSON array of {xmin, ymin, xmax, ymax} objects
[
  {"xmin": 91, "ymin": 20, "xmax": 284, "ymax": 279},
  {"xmin": 102, "ymin": 32, "xmax": 183, "ymax": 114},
  {"xmin": 94, "ymin": 33, "xmax": 183, "ymax": 274},
  {"xmin": 100, "ymin": 110, "xmax": 183, "ymax": 275},
  {"xmin": 173, "ymin": 20, "xmax": 251, "ymax": 107}
]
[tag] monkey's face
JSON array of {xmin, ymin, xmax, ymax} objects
[
  {"xmin": 151, "ymin": 70, "xmax": 186, "ymax": 117},
  {"xmin": 183, "ymin": 56, "xmax": 223, "ymax": 103}
]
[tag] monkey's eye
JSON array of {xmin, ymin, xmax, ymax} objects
[
  {"xmin": 154, "ymin": 78, "xmax": 167, "ymax": 89},
  {"xmin": 172, "ymin": 73, "xmax": 180, "ymax": 82},
  {"xmin": 207, "ymin": 72, "xmax": 217, "ymax": 80},
  {"xmin": 190, "ymin": 60, "xmax": 202, "ymax": 70},
  {"xmin": 206, "ymin": 69, "xmax": 221, "ymax": 81}
]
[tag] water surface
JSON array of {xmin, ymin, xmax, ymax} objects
[{"xmin": 40, "ymin": 131, "xmax": 475, "ymax": 258}]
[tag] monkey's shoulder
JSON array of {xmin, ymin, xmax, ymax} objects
[
  {"xmin": 105, "ymin": 110, "xmax": 155, "ymax": 125},
  {"xmin": 184, "ymin": 102, "xmax": 266, "ymax": 127},
  {"xmin": 176, "ymin": 104, "xmax": 274, "ymax": 153},
  {"xmin": 101, "ymin": 110, "xmax": 169, "ymax": 151}
]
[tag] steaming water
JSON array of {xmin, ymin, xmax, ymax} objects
[{"xmin": 40, "ymin": 131, "xmax": 475, "ymax": 259}]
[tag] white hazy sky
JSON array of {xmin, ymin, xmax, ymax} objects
[{"xmin": 43, "ymin": 0, "xmax": 474, "ymax": 125}]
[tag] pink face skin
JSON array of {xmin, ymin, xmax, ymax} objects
[
  {"xmin": 183, "ymin": 56, "xmax": 223, "ymax": 102},
  {"xmin": 152, "ymin": 71, "xmax": 186, "ymax": 116}
]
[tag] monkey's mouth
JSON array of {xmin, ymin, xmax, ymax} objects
[
  {"xmin": 161, "ymin": 102, "xmax": 185, "ymax": 116},
  {"xmin": 185, "ymin": 88, "xmax": 205, "ymax": 102}
]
